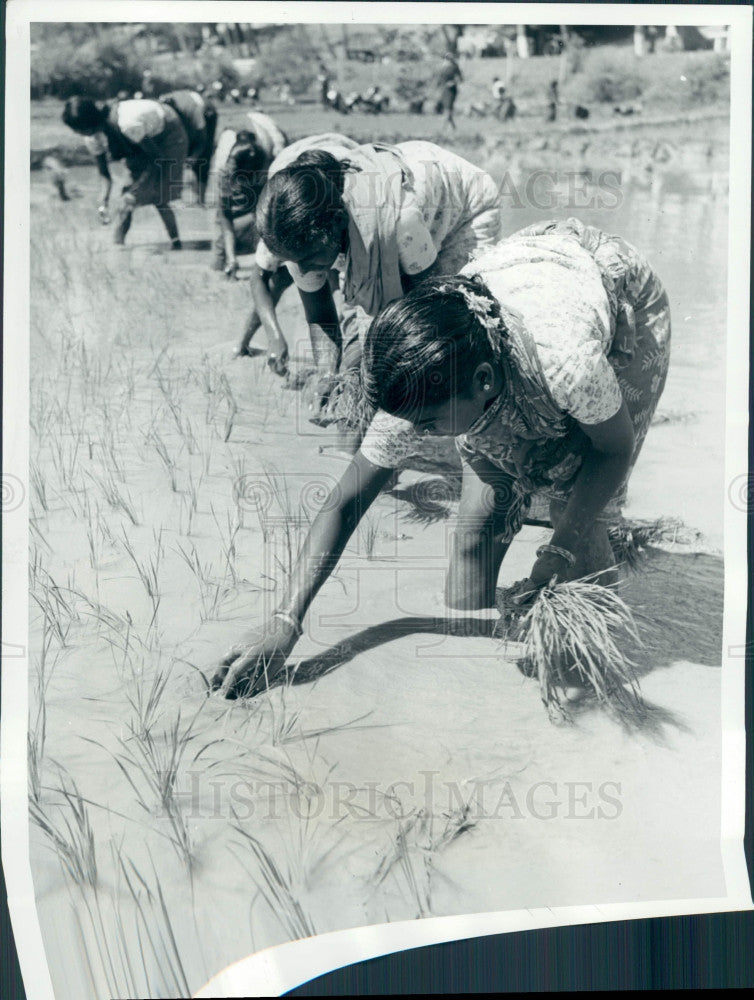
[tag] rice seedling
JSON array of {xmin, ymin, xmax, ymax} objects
[
  {"xmin": 28, "ymin": 621, "xmax": 62, "ymax": 803},
  {"xmin": 121, "ymin": 528, "xmax": 163, "ymax": 609},
  {"xmin": 148, "ymin": 428, "xmax": 179, "ymax": 492},
  {"xmin": 252, "ymin": 467, "xmax": 313, "ymax": 587},
  {"xmin": 30, "ymin": 460, "xmax": 50, "ymax": 512},
  {"xmin": 209, "ymin": 504, "xmax": 242, "ymax": 587},
  {"xmin": 501, "ymin": 574, "xmax": 645, "ymax": 724},
  {"xmin": 103, "ymin": 431, "xmax": 127, "ymax": 484},
  {"xmin": 218, "ymin": 373, "xmax": 238, "ymax": 443},
  {"xmin": 110, "ymin": 850, "xmax": 192, "ymax": 997},
  {"xmin": 31, "ymin": 574, "xmax": 77, "ymax": 647},
  {"xmin": 230, "ymin": 454, "xmax": 248, "ymax": 528},
  {"xmin": 59, "ymin": 843, "xmax": 194, "ymax": 1000},
  {"xmin": 84, "ymin": 498, "xmax": 104, "ymax": 572},
  {"xmin": 178, "ymin": 492, "xmax": 195, "ymax": 537},
  {"xmin": 230, "ymin": 812, "xmax": 318, "ymax": 942},
  {"xmin": 124, "ymin": 654, "xmax": 174, "ymax": 742},
  {"xmin": 85, "ymin": 705, "xmax": 213, "ymax": 869},
  {"xmin": 29, "ymin": 775, "xmax": 98, "ymax": 889},
  {"xmin": 372, "ymin": 801, "xmax": 477, "ymax": 918},
  {"xmin": 608, "ymin": 515, "xmax": 705, "ymax": 571},
  {"xmin": 49, "ymin": 434, "xmax": 83, "ymax": 494},
  {"xmin": 86, "ymin": 466, "xmax": 140, "ymax": 525},
  {"xmin": 174, "ymin": 541, "xmax": 227, "ymax": 620},
  {"xmin": 357, "ymin": 513, "xmax": 381, "ymax": 560}
]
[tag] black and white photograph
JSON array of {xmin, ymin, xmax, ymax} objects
[{"xmin": 3, "ymin": 2, "xmax": 752, "ymax": 997}]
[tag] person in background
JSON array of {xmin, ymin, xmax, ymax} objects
[
  {"xmin": 492, "ymin": 76, "xmax": 507, "ymax": 111},
  {"xmin": 546, "ymin": 80, "xmax": 559, "ymax": 122},
  {"xmin": 42, "ymin": 155, "xmax": 71, "ymax": 201},
  {"xmin": 279, "ymin": 78, "xmax": 295, "ymax": 106},
  {"xmin": 62, "ymin": 94, "xmax": 189, "ymax": 248},
  {"xmin": 317, "ymin": 64, "xmax": 332, "ymax": 108},
  {"xmin": 140, "ymin": 69, "xmax": 156, "ymax": 98},
  {"xmin": 212, "ymin": 219, "xmax": 671, "ymax": 699},
  {"xmin": 159, "ymin": 89, "xmax": 218, "ymax": 205},
  {"xmin": 235, "ymin": 133, "xmax": 359, "ymax": 373},
  {"xmin": 436, "ymin": 52, "xmax": 462, "ymax": 130},
  {"xmin": 254, "ymin": 138, "xmax": 502, "ymax": 436},
  {"xmin": 208, "ymin": 109, "xmax": 288, "ymax": 277}
]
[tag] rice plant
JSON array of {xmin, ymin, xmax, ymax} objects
[
  {"xmin": 28, "ymin": 622, "xmax": 61, "ymax": 803},
  {"xmin": 61, "ymin": 845, "xmax": 193, "ymax": 1000},
  {"xmin": 357, "ymin": 513, "xmax": 381, "ymax": 560},
  {"xmin": 120, "ymin": 527, "xmax": 163, "ymax": 624},
  {"xmin": 509, "ymin": 574, "xmax": 645, "ymax": 724},
  {"xmin": 86, "ymin": 706, "xmax": 213, "ymax": 869},
  {"xmin": 31, "ymin": 572, "xmax": 78, "ymax": 647},
  {"xmin": 30, "ymin": 460, "xmax": 51, "ymax": 512},
  {"xmin": 218, "ymin": 373, "xmax": 238, "ymax": 443},
  {"xmin": 30, "ymin": 776, "xmax": 98, "ymax": 889},
  {"xmin": 148, "ymin": 429, "xmax": 179, "ymax": 492},
  {"xmin": 230, "ymin": 822, "xmax": 317, "ymax": 942},
  {"xmin": 209, "ymin": 504, "xmax": 242, "ymax": 587},
  {"xmin": 49, "ymin": 432, "xmax": 82, "ymax": 494},
  {"xmin": 230, "ymin": 454, "xmax": 248, "ymax": 528},
  {"xmin": 124, "ymin": 654, "xmax": 174, "ymax": 741},
  {"xmin": 372, "ymin": 801, "xmax": 476, "ymax": 918},
  {"xmin": 174, "ymin": 541, "xmax": 227, "ymax": 620},
  {"xmin": 86, "ymin": 466, "xmax": 139, "ymax": 525}
]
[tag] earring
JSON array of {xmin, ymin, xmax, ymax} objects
[{"xmin": 483, "ymin": 382, "xmax": 491, "ymax": 391}]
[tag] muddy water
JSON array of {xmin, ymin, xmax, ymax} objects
[{"xmin": 34, "ymin": 150, "xmax": 730, "ymax": 546}]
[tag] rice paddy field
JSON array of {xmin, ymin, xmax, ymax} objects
[{"xmin": 25, "ymin": 106, "xmax": 730, "ymax": 998}]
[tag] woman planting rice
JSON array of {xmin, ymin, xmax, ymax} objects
[
  {"xmin": 209, "ymin": 110, "xmax": 288, "ymax": 277},
  {"xmin": 251, "ymin": 139, "xmax": 502, "ymax": 409},
  {"xmin": 158, "ymin": 89, "xmax": 218, "ymax": 204},
  {"xmin": 213, "ymin": 218, "xmax": 671, "ymax": 701},
  {"xmin": 62, "ymin": 95, "xmax": 190, "ymax": 248},
  {"xmin": 235, "ymin": 133, "xmax": 358, "ymax": 373}
]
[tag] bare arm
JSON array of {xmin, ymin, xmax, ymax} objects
[
  {"xmin": 236, "ymin": 267, "xmax": 293, "ymax": 370},
  {"xmin": 299, "ymin": 284, "xmax": 342, "ymax": 374},
  {"xmin": 446, "ymin": 453, "xmax": 516, "ymax": 610},
  {"xmin": 215, "ymin": 452, "xmax": 394, "ymax": 697},
  {"xmin": 93, "ymin": 152, "xmax": 112, "ymax": 206},
  {"xmin": 528, "ymin": 401, "xmax": 635, "ymax": 587},
  {"xmin": 217, "ymin": 209, "xmax": 237, "ymax": 269}
]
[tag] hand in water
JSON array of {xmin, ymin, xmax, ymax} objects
[
  {"xmin": 267, "ymin": 338, "xmax": 289, "ymax": 377},
  {"xmin": 224, "ymin": 260, "xmax": 239, "ymax": 280},
  {"xmin": 304, "ymin": 373, "xmax": 339, "ymax": 425},
  {"xmin": 211, "ymin": 618, "xmax": 299, "ymax": 699}
]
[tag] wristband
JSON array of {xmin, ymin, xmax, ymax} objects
[
  {"xmin": 272, "ymin": 610, "xmax": 302, "ymax": 637},
  {"xmin": 536, "ymin": 543, "xmax": 576, "ymax": 568}
]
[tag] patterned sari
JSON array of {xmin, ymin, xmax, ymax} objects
[{"xmin": 359, "ymin": 219, "xmax": 672, "ymax": 538}]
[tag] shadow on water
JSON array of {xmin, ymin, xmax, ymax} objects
[
  {"xmin": 282, "ymin": 547, "xmax": 721, "ymax": 741},
  {"xmin": 619, "ymin": 549, "xmax": 723, "ymax": 672},
  {"xmin": 290, "ymin": 551, "xmax": 722, "ymax": 687},
  {"xmin": 294, "ymin": 615, "xmax": 495, "ymax": 685}
]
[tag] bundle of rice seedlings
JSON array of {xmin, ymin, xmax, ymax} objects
[
  {"xmin": 608, "ymin": 515, "xmax": 705, "ymax": 571},
  {"xmin": 497, "ymin": 575, "xmax": 644, "ymax": 724}
]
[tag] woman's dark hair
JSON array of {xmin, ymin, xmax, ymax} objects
[
  {"xmin": 231, "ymin": 130, "xmax": 268, "ymax": 174},
  {"xmin": 62, "ymin": 96, "xmax": 107, "ymax": 134},
  {"xmin": 256, "ymin": 149, "xmax": 350, "ymax": 259},
  {"xmin": 362, "ymin": 274, "xmax": 502, "ymax": 417}
]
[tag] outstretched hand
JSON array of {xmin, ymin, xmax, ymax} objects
[{"xmin": 211, "ymin": 618, "xmax": 300, "ymax": 699}]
